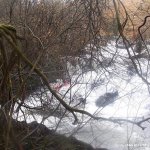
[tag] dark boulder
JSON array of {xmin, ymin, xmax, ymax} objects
[{"xmin": 96, "ymin": 91, "xmax": 118, "ymax": 107}]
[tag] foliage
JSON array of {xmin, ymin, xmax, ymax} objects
[{"xmin": 1, "ymin": 0, "xmax": 150, "ymax": 150}]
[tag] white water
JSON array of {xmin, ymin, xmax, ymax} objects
[{"xmin": 15, "ymin": 40, "xmax": 150, "ymax": 150}]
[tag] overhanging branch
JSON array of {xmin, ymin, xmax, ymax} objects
[{"xmin": 0, "ymin": 24, "xmax": 149, "ymax": 130}]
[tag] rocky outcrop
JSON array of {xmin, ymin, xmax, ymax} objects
[{"xmin": 0, "ymin": 115, "xmax": 108, "ymax": 150}]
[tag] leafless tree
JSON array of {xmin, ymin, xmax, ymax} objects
[{"xmin": 0, "ymin": 0, "xmax": 150, "ymax": 149}]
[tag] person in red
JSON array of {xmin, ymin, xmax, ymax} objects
[{"xmin": 52, "ymin": 79, "xmax": 70, "ymax": 92}]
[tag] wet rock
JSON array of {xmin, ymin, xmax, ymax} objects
[
  {"xmin": 95, "ymin": 91, "xmax": 118, "ymax": 107},
  {"xmin": 127, "ymin": 65, "xmax": 136, "ymax": 76}
]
